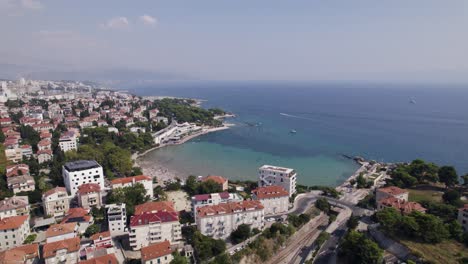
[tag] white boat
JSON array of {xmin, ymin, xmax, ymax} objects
[{"xmin": 290, "ymin": 129, "xmax": 297, "ymax": 134}]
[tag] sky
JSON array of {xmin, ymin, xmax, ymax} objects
[{"xmin": 0, "ymin": 0, "xmax": 467, "ymax": 82}]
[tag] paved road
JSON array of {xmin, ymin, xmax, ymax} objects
[{"xmin": 314, "ymin": 223, "xmax": 348, "ymax": 264}]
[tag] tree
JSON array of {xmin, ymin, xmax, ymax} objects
[
  {"xmin": 0, "ymin": 131, "xmax": 5, "ymax": 143},
  {"xmin": 442, "ymin": 189, "xmax": 462, "ymax": 207},
  {"xmin": 438, "ymin": 166, "xmax": 458, "ymax": 187},
  {"xmin": 107, "ymin": 183, "xmax": 149, "ymax": 216},
  {"xmin": 375, "ymin": 207, "xmax": 401, "ymax": 235},
  {"xmin": 192, "ymin": 231, "xmax": 226, "ymax": 261},
  {"xmin": 230, "ymin": 224, "xmax": 251, "ymax": 244},
  {"xmin": 85, "ymin": 224, "xmax": 99, "ymax": 237},
  {"xmin": 446, "ymin": 220, "xmax": 463, "ymax": 241},
  {"xmin": 356, "ymin": 173, "xmax": 367, "ymax": 189},
  {"xmin": 170, "ymin": 252, "xmax": 188, "ymax": 264},
  {"xmin": 315, "ymin": 198, "xmax": 331, "ymax": 214},
  {"xmin": 339, "ymin": 230, "xmax": 383, "ymax": 264},
  {"xmin": 347, "ymin": 214, "xmax": 359, "ymax": 229}
]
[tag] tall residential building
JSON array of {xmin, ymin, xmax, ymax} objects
[
  {"xmin": 62, "ymin": 160, "xmax": 105, "ymax": 196},
  {"xmin": 42, "ymin": 187, "xmax": 70, "ymax": 218},
  {"xmin": 110, "ymin": 175, "xmax": 153, "ymax": 198},
  {"xmin": 106, "ymin": 203, "xmax": 127, "ymax": 237},
  {"xmin": 0, "ymin": 215, "xmax": 30, "ymax": 250},
  {"xmin": 251, "ymin": 186, "xmax": 289, "ymax": 215},
  {"xmin": 191, "ymin": 192, "xmax": 243, "ymax": 218},
  {"xmin": 258, "ymin": 165, "xmax": 297, "ymax": 197},
  {"xmin": 129, "ymin": 211, "xmax": 182, "ymax": 250},
  {"xmin": 195, "ymin": 200, "xmax": 264, "ymax": 239}
]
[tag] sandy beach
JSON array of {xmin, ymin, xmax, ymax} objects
[{"xmin": 134, "ymin": 124, "xmax": 234, "ymax": 184}]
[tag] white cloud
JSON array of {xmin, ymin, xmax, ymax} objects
[
  {"xmin": 20, "ymin": 0, "xmax": 42, "ymax": 9},
  {"xmin": 139, "ymin": 15, "xmax": 157, "ymax": 26},
  {"xmin": 100, "ymin": 16, "xmax": 129, "ymax": 30}
]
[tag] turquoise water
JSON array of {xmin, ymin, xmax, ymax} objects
[{"xmin": 130, "ymin": 81, "xmax": 468, "ymax": 186}]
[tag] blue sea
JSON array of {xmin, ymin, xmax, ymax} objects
[{"xmin": 126, "ymin": 81, "xmax": 468, "ymax": 186}]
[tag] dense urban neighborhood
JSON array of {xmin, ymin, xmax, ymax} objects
[{"xmin": 0, "ymin": 78, "xmax": 466, "ymax": 264}]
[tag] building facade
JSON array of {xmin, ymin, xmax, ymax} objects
[
  {"xmin": 251, "ymin": 186, "xmax": 289, "ymax": 215},
  {"xmin": 62, "ymin": 160, "xmax": 105, "ymax": 196},
  {"xmin": 375, "ymin": 186, "xmax": 409, "ymax": 203},
  {"xmin": 196, "ymin": 200, "xmax": 264, "ymax": 239},
  {"xmin": 77, "ymin": 183, "xmax": 102, "ymax": 209},
  {"xmin": 0, "ymin": 215, "xmax": 30, "ymax": 250},
  {"xmin": 191, "ymin": 192, "xmax": 243, "ymax": 218},
  {"xmin": 0, "ymin": 196, "xmax": 30, "ymax": 219},
  {"xmin": 42, "ymin": 187, "xmax": 70, "ymax": 218},
  {"xmin": 129, "ymin": 211, "xmax": 182, "ymax": 250},
  {"xmin": 457, "ymin": 204, "xmax": 468, "ymax": 231},
  {"xmin": 106, "ymin": 203, "xmax": 127, "ymax": 237},
  {"xmin": 59, "ymin": 132, "xmax": 78, "ymax": 152},
  {"xmin": 258, "ymin": 165, "xmax": 297, "ymax": 197}
]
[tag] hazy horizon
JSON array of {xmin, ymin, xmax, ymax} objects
[{"xmin": 1, "ymin": 0, "xmax": 467, "ymax": 83}]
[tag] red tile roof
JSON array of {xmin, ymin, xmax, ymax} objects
[
  {"xmin": 0, "ymin": 215, "xmax": 28, "ymax": 230},
  {"xmin": 130, "ymin": 211, "xmax": 179, "ymax": 227},
  {"xmin": 110, "ymin": 175, "xmax": 151, "ymax": 185},
  {"xmin": 79, "ymin": 253, "xmax": 119, "ymax": 264},
  {"xmin": 37, "ymin": 149, "xmax": 53, "ymax": 155},
  {"xmin": 60, "ymin": 208, "xmax": 92, "ymax": 224},
  {"xmin": 43, "ymin": 187, "xmax": 67, "ymax": 198},
  {"xmin": 202, "ymin": 175, "xmax": 227, "ymax": 185},
  {"xmin": 43, "ymin": 237, "xmax": 80, "ymax": 258},
  {"xmin": 141, "ymin": 241, "xmax": 172, "ymax": 261},
  {"xmin": 197, "ymin": 200, "xmax": 264, "ymax": 217},
  {"xmin": 46, "ymin": 223, "xmax": 77, "ymax": 238},
  {"xmin": 77, "ymin": 183, "xmax": 101, "ymax": 194},
  {"xmin": 252, "ymin": 186, "xmax": 289, "ymax": 199},
  {"xmin": 134, "ymin": 201, "xmax": 175, "ymax": 215},
  {"xmin": 380, "ymin": 197, "xmax": 426, "ymax": 214},
  {"xmin": 0, "ymin": 243, "xmax": 39, "ymax": 263},
  {"xmin": 90, "ymin": 231, "xmax": 111, "ymax": 241},
  {"xmin": 378, "ymin": 186, "xmax": 408, "ymax": 196}
]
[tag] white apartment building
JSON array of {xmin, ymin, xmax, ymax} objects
[
  {"xmin": 0, "ymin": 215, "xmax": 30, "ymax": 250},
  {"xmin": 191, "ymin": 192, "xmax": 243, "ymax": 218},
  {"xmin": 43, "ymin": 237, "xmax": 80, "ymax": 264},
  {"xmin": 196, "ymin": 200, "xmax": 265, "ymax": 240},
  {"xmin": 252, "ymin": 185, "xmax": 289, "ymax": 215},
  {"xmin": 0, "ymin": 196, "xmax": 30, "ymax": 219},
  {"xmin": 129, "ymin": 211, "xmax": 182, "ymax": 250},
  {"xmin": 258, "ymin": 165, "xmax": 297, "ymax": 197},
  {"xmin": 58, "ymin": 132, "xmax": 78, "ymax": 152},
  {"xmin": 42, "ymin": 187, "xmax": 70, "ymax": 218},
  {"xmin": 62, "ymin": 160, "xmax": 105, "ymax": 197},
  {"xmin": 106, "ymin": 203, "xmax": 127, "ymax": 237},
  {"xmin": 110, "ymin": 175, "xmax": 153, "ymax": 198},
  {"xmin": 458, "ymin": 204, "xmax": 468, "ymax": 231}
]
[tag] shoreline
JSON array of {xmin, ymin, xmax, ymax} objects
[{"xmin": 134, "ymin": 124, "xmax": 233, "ymax": 183}]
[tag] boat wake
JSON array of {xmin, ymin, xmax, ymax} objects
[{"xmin": 280, "ymin": 113, "xmax": 314, "ymax": 121}]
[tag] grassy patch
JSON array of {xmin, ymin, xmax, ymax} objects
[
  {"xmin": 401, "ymin": 239, "xmax": 468, "ymax": 264},
  {"xmin": 408, "ymin": 189, "xmax": 443, "ymax": 203}
]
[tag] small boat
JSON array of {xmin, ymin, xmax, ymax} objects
[
  {"xmin": 409, "ymin": 98, "xmax": 416, "ymax": 104},
  {"xmin": 290, "ymin": 129, "xmax": 297, "ymax": 134}
]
